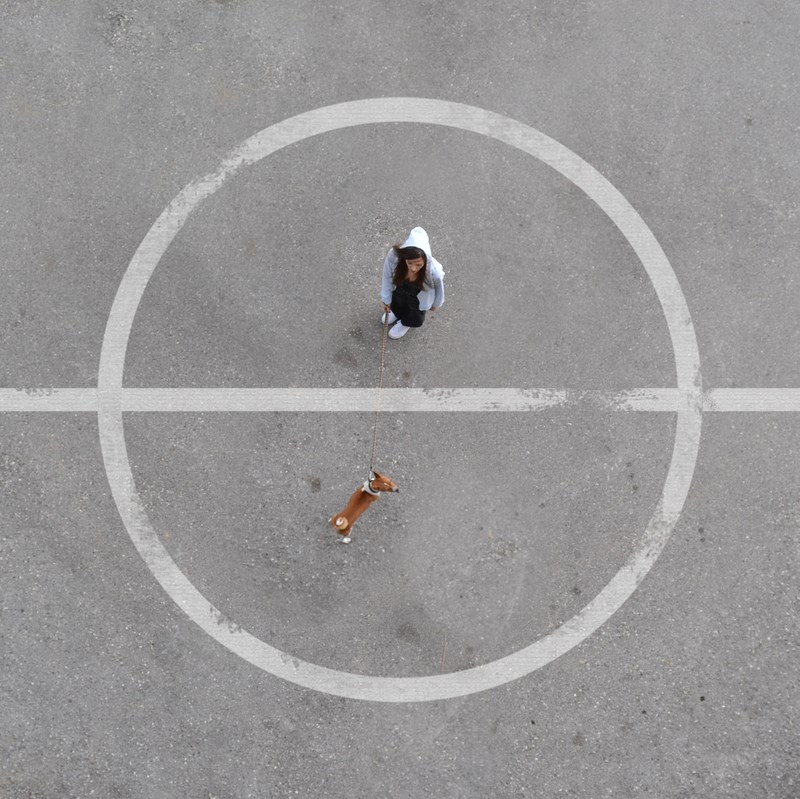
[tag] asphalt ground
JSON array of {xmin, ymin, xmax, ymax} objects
[{"xmin": 1, "ymin": 1, "xmax": 799, "ymax": 797}]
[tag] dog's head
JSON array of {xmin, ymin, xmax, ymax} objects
[{"xmin": 369, "ymin": 470, "xmax": 400, "ymax": 493}]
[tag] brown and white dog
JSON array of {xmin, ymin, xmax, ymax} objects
[{"xmin": 329, "ymin": 470, "xmax": 399, "ymax": 543}]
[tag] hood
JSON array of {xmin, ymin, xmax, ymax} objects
[
  {"xmin": 401, "ymin": 226, "xmax": 444, "ymax": 278},
  {"xmin": 402, "ymin": 226, "xmax": 432, "ymax": 258}
]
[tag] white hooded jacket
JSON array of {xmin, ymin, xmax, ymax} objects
[{"xmin": 380, "ymin": 226, "xmax": 445, "ymax": 312}]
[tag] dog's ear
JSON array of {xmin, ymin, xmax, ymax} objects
[{"xmin": 371, "ymin": 472, "xmax": 399, "ymax": 493}]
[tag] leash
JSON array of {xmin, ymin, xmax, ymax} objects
[{"xmin": 368, "ymin": 311, "xmax": 391, "ymax": 474}]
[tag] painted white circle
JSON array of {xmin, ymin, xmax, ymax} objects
[{"xmin": 98, "ymin": 98, "xmax": 702, "ymax": 702}]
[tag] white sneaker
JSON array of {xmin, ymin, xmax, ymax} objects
[
  {"xmin": 381, "ymin": 311, "xmax": 398, "ymax": 324},
  {"xmin": 388, "ymin": 322, "xmax": 410, "ymax": 339}
]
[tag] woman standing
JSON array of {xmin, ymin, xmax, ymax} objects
[{"xmin": 380, "ymin": 226, "xmax": 445, "ymax": 339}]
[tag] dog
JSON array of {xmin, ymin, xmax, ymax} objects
[{"xmin": 329, "ymin": 470, "xmax": 399, "ymax": 543}]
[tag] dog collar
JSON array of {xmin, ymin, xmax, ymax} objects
[{"xmin": 363, "ymin": 480, "xmax": 380, "ymax": 496}]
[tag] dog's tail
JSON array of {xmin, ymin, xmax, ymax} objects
[{"xmin": 331, "ymin": 516, "xmax": 349, "ymax": 534}]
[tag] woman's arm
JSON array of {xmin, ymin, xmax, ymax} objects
[
  {"xmin": 381, "ymin": 250, "xmax": 396, "ymax": 306},
  {"xmin": 432, "ymin": 276, "xmax": 445, "ymax": 309}
]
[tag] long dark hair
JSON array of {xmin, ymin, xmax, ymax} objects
[{"xmin": 392, "ymin": 245, "xmax": 429, "ymax": 289}]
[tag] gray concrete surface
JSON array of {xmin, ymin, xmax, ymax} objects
[{"xmin": 1, "ymin": 1, "xmax": 798, "ymax": 796}]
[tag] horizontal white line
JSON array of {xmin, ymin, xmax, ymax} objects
[
  {"xmin": 0, "ymin": 388, "xmax": 99, "ymax": 411},
  {"xmin": 703, "ymin": 388, "xmax": 800, "ymax": 412},
  {"xmin": 120, "ymin": 388, "xmax": 681, "ymax": 413},
  {"xmin": 1, "ymin": 388, "xmax": 800, "ymax": 413}
]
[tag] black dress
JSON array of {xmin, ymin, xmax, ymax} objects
[{"xmin": 390, "ymin": 280, "xmax": 426, "ymax": 328}]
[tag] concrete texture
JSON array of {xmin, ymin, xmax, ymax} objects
[{"xmin": 1, "ymin": 1, "xmax": 798, "ymax": 796}]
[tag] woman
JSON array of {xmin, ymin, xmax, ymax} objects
[{"xmin": 380, "ymin": 226, "xmax": 445, "ymax": 339}]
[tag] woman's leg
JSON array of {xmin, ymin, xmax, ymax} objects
[{"xmin": 390, "ymin": 293, "xmax": 426, "ymax": 328}]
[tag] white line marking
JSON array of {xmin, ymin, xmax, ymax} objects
[
  {"xmin": 96, "ymin": 98, "xmax": 703, "ymax": 702},
  {"xmin": 0, "ymin": 388, "xmax": 98, "ymax": 411},
  {"xmin": 703, "ymin": 388, "xmax": 800, "ymax": 412},
  {"xmin": 118, "ymin": 387, "xmax": 646, "ymax": 412},
  {"xmin": 3, "ymin": 387, "xmax": 800, "ymax": 413}
]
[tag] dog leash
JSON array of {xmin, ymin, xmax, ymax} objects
[{"xmin": 368, "ymin": 311, "xmax": 391, "ymax": 474}]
